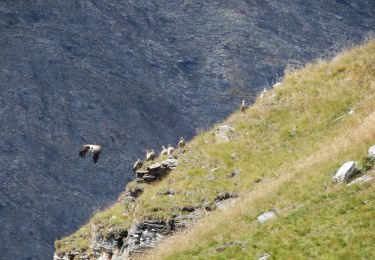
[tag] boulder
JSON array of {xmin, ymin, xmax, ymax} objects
[
  {"xmin": 368, "ymin": 145, "xmax": 375, "ymax": 158},
  {"xmin": 216, "ymin": 198, "xmax": 237, "ymax": 210},
  {"xmin": 147, "ymin": 163, "xmax": 165, "ymax": 173},
  {"xmin": 257, "ymin": 211, "xmax": 277, "ymax": 224},
  {"xmin": 162, "ymin": 158, "xmax": 178, "ymax": 168},
  {"xmin": 215, "ymin": 125, "xmax": 234, "ymax": 142},
  {"xmin": 333, "ymin": 161, "xmax": 358, "ymax": 183}
]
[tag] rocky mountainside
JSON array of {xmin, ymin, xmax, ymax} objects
[
  {"xmin": 55, "ymin": 39, "xmax": 375, "ymax": 259},
  {"xmin": 0, "ymin": 1, "xmax": 374, "ymax": 259}
]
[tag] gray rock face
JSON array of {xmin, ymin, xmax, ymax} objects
[
  {"xmin": 1, "ymin": 1, "xmax": 375, "ymax": 259},
  {"xmin": 55, "ymin": 209, "xmax": 205, "ymax": 259},
  {"xmin": 135, "ymin": 158, "xmax": 177, "ymax": 183},
  {"xmin": 333, "ymin": 161, "xmax": 359, "ymax": 183},
  {"xmin": 162, "ymin": 158, "xmax": 179, "ymax": 168},
  {"xmin": 257, "ymin": 211, "xmax": 277, "ymax": 224}
]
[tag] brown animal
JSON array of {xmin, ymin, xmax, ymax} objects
[
  {"xmin": 145, "ymin": 149, "xmax": 156, "ymax": 161},
  {"xmin": 167, "ymin": 144, "xmax": 174, "ymax": 156},
  {"xmin": 178, "ymin": 137, "xmax": 186, "ymax": 149},
  {"xmin": 160, "ymin": 145, "xmax": 168, "ymax": 156},
  {"xmin": 240, "ymin": 100, "xmax": 248, "ymax": 112},
  {"xmin": 133, "ymin": 158, "xmax": 143, "ymax": 172}
]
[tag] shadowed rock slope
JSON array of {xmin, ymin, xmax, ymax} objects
[
  {"xmin": 1, "ymin": 1, "xmax": 375, "ymax": 259},
  {"xmin": 55, "ymin": 40, "xmax": 375, "ymax": 259}
]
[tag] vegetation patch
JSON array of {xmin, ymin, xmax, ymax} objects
[{"xmin": 56, "ymin": 40, "xmax": 375, "ymax": 259}]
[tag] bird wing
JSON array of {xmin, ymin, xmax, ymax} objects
[
  {"xmin": 79, "ymin": 145, "xmax": 90, "ymax": 158},
  {"xmin": 93, "ymin": 149, "xmax": 101, "ymax": 163}
]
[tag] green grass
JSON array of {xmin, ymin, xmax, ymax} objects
[
  {"xmin": 56, "ymin": 39, "xmax": 375, "ymax": 258},
  {"xmin": 156, "ymin": 143, "xmax": 375, "ymax": 259}
]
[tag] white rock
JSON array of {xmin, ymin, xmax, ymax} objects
[
  {"xmin": 259, "ymin": 253, "xmax": 271, "ymax": 260},
  {"xmin": 348, "ymin": 110, "xmax": 354, "ymax": 115},
  {"xmin": 216, "ymin": 125, "xmax": 234, "ymax": 133},
  {"xmin": 273, "ymin": 82, "xmax": 282, "ymax": 88},
  {"xmin": 162, "ymin": 158, "xmax": 178, "ymax": 168},
  {"xmin": 257, "ymin": 211, "xmax": 277, "ymax": 224},
  {"xmin": 348, "ymin": 174, "xmax": 374, "ymax": 186},
  {"xmin": 333, "ymin": 161, "xmax": 358, "ymax": 183},
  {"xmin": 368, "ymin": 145, "xmax": 375, "ymax": 158},
  {"xmin": 215, "ymin": 125, "xmax": 234, "ymax": 142},
  {"xmin": 216, "ymin": 198, "xmax": 237, "ymax": 210}
]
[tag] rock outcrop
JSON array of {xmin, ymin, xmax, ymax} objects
[
  {"xmin": 257, "ymin": 211, "xmax": 278, "ymax": 224},
  {"xmin": 135, "ymin": 158, "xmax": 178, "ymax": 183},
  {"xmin": 368, "ymin": 145, "xmax": 375, "ymax": 158},
  {"xmin": 333, "ymin": 161, "xmax": 359, "ymax": 183},
  {"xmin": 215, "ymin": 125, "xmax": 235, "ymax": 143},
  {"xmin": 54, "ymin": 212, "xmax": 205, "ymax": 259}
]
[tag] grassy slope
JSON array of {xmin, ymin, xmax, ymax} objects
[{"xmin": 56, "ymin": 40, "xmax": 375, "ymax": 258}]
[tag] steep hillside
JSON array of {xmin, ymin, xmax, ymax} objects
[
  {"xmin": 55, "ymin": 40, "xmax": 375, "ymax": 259},
  {"xmin": 2, "ymin": 1, "xmax": 375, "ymax": 259}
]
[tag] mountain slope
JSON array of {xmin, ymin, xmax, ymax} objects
[
  {"xmin": 1, "ymin": 1, "xmax": 375, "ymax": 259},
  {"xmin": 55, "ymin": 40, "xmax": 375, "ymax": 259}
]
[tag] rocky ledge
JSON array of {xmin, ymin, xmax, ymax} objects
[
  {"xmin": 135, "ymin": 158, "xmax": 178, "ymax": 184},
  {"xmin": 54, "ymin": 211, "xmax": 203, "ymax": 260}
]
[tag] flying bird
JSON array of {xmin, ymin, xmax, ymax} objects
[{"xmin": 79, "ymin": 144, "xmax": 102, "ymax": 163}]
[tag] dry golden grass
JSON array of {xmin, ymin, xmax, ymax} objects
[{"xmin": 143, "ymin": 110, "xmax": 375, "ymax": 259}]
